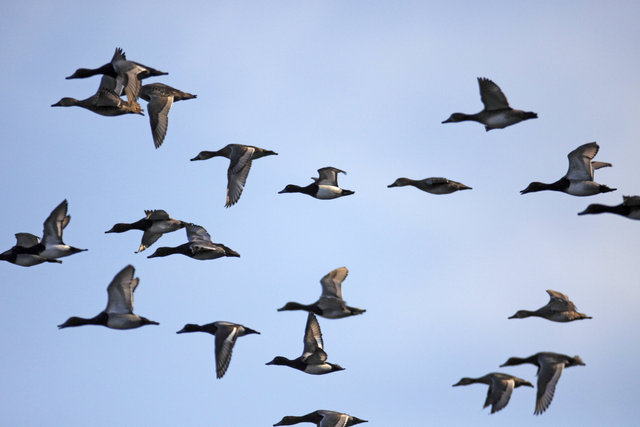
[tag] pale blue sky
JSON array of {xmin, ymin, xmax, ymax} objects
[{"xmin": 1, "ymin": 1, "xmax": 640, "ymax": 426}]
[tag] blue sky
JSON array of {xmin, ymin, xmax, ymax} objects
[{"xmin": 2, "ymin": 1, "xmax": 640, "ymax": 426}]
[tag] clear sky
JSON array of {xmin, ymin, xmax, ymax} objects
[{"xmin": 2, "ymin": 1, "xmax": 640, "ymax": 426}]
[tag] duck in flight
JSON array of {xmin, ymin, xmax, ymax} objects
[
  {"xmin": 52, "ymin": 75, "xmax": 144, "ymax": 116},
  {"xmin": 273, "ymin": 410, "xmax": 367, "ymax": 426},
  {"xmin": 266, "ymin": 313, "xmax": 344, "ymax": 375},
  {"xmin": 105, "ymin": 209, "xmax": 186, "ymax": 253},
  {"xmin": 176, "ymin": 321, "xmax": 259, "ymax": 379},
  {"xmin": 279, "ymin": 167, "xmax": 355, "ymax": 199},
  {"xmin": 278, "ymin": 267, "xmax": 366, "ymax": 319},
  {"xmin": 146, "ymin": 223, "xmax": 239, "ymax": 260},
  {"xmin": 442, "ymin": 77, "xmax": 537, "ymax": 131},
  {"xmin": 0, "ymin": 233, "xmax": 61, "ymax": 267},
  {"xmin": 58, "ymin": 265, "xmax": 159, "ymax": 329},
  {"xmin": 191, "ymin": 144, "xmax": 278, "ymax": 207},
  {"xmin": 521, "ymin": 142, "xmax": 615, "ymax": 196},
  {"xmin": 139, "ymin": 83, "xmax": 196, "ymax": 148},
  {"xmin": 508, "ymin": 290, "xmax": 591, "ymax": 322},
  {"xmin": 500, "ymin": 352, "xmax": 585, "ymax": 415},
  {"xmin": 579, "ymin": 195, "xmax": 640, "ymax": 220},
  {"xmin": 65, "ymin": 47, "xmax": 167, "ymax": 106},
  {"xmin": 387, "ymin": 177, "xmax": 471, "ymax": 194},
  {"xmin": 452, "ymin": 373, "xmax": 533, "ymax": 414}
]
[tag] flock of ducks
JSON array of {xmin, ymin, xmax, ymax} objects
[{"xmin": 3, "ymin": 47, "xmax": 634, "ymax": 424}]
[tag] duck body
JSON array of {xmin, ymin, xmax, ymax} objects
[
  {"xmin": 176, "ymin": 321, "xmax": 260, "ymax": 379},
  {"xmin": 278, "ymin": 267, "xmax": 366, "ymax": 319},
  {"xmin": 509, "ymin": 289, "xmax": 591, "ymax": 322},
  {"xmin": 452, "ymin": 372, "xmax": 533, "ymax": 414},
  {"xmin": 191, "ymin": 144, "xmax": 278, "ymax": 207},
  {"xmin": 139, "ymin": 83, "xmax": 197, "ymax": 148},
  {"xmin": 500, "ymin": 352, "xmax": 585, "ymax": 415},
  {"xmin": 0, "ymin": 233, "xmax": 62, "ymax": 267},
  {"xmin": 279, "ymin": 167, "xmax": 354, "ymax": 200},
  {"xmin": 52, "ymin": 76, "xmax": 144, "ymax": 116},
  {"xmin": 267, "ymin": 313, "xmax": 344, "ymax": 375},
  {"xmin": 442, "ymin": 78, "xmax": 537, "ymax": 131},
  {"xmin": 521, "ymin": 142, "xmax": 615, "ymax": 196},
  {"xmin": 106, "ymin": 210, "xmax": 186, "ymax": 252},
  {"xmin": 146, "ymin": 224, "xmax": 239, "ymax": 260},
  {"xmin": 387, "ymin": 177, "xmax": 471, "ymax": 194},
  {"xmin": 579, "ymin": 195, "xmax": 640, "ymax": 219},
  {"xmin": 58, "ymin": 265, "xmax": 159, "ymax": 330},
  {"xmin": 274, "ymin": 410, "xmax": 367, "ymax": 426}
]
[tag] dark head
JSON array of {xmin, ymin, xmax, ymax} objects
[
  {"xmin": 65, "ymin": 68, "xmax": 95, "ymax": 79},
  {"xmin": 277, "ymin": 302, "xmax": 306, "ymax": 312},
  {"xmin": 51, "ymin": 97, "xmax": 78, "ymax": 107},
  {"xmin": 598, "ymin": 185, "xmax": 616, "ymax": 194},
  {"xmin": 105, "ymin": 222, "xmax": 142, "ymax": 233},
  {"xmin": 176, "ymin": 323, "xmax": 203, "ymax": 334},
  {"xmin": 442, "ymin": 113, "xmax": 468, "ymax": 123},
  {"xmin": 578, "ymin": 204, "xmax": 608, "ymax": 215},
  {"xmin": 348, "ymin": 307, "xmax": 366, "ymax": 316},
  {"xmin": 452, "ymin": 377, "xmax": 475, "ymax": 387},
  {"xmin": 350, "ymin": 416, "xmax": 368, "ymax": 425},
  {"xmin": 387, "ymin": 178, "xmax": 411, "ymax": 188},
  {"xmin": 340, "ymin": 189, "xmax": 355, "ymax": 196},
  {"xmin": 273, "ymin": 417, "xmax": 301, "ymax": 426},
  {"xmin": 515, "ymin": 379, "xmax": 534, "ymax": 388},
  {"xmin": 522, "ymin": 111, "xmax": 538, "ymax": 120},
  {"xmin": 57, "ymin": 312, "xmax": 108, "ymax": 329},
  {"xmin": 278, "ymin": 184, "xmax": 301, "ymax": 194},
  {"xmin": 329, "ymin": 363, "xmax": 345, "ymax": 372},
  {"xmin": 266, "ymin": 356, "xmax": 290, "ymax": 366},
  {"xmin": 520, "ymin": 182, "xmax": 547, "ymax": 195},
  {"xmin": 568, "ymin": 355, "xmax": 586, "ymax": 367},
  {"xmin": 242, "ymin": 327, "xmax": 260, "ymax": 335},
  {"xmin": 147, "ymin": 246, "xmax": 175, "ymax": 258},
  {"xmin": 499, "ymin": 357, "xmax": 526, "ymax": 367},
  {"xmin": 69, "ymin": 246, "xmax": 88, "ymax": 255},
  {"xmin": 221, "ymin": 245, "xmax": 240, "ymax": 258},
  {"xmin": 508, "ymin": 310, "xmax": 533, "ymax": 319},
  {"xmin": 140, "ymin": 317, "xmax": 159, "ymax": 326},
  {"xmin": 255, "ymin": 149, "xmax": 278, "ymax": 159}
]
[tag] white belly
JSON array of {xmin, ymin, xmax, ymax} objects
[
  {"xmin": 107, "ymin": 314, "xmax": 142, "ymax": 329},
  {"xmin": 40, "ymin": 244, "xmax": 71, "ymax": 259},
  {"xmin": 316, "ymin": 185, "xmax": 343, "ymax": 199},
  {"xmin": 305, "ymin": 363, "xmax": 334, "ymax": 374},
  {"xmin": 566, "ymin": 181, "xmax": 601, "ymax": 196}
]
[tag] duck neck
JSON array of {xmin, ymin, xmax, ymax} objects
[
  {"xmin": 107, "ymin": 219, "xmax": 149, "ymax": 233},
  {"xmin": 58, "ymin": 312, "xmax": 108, "ymax": 328},
  {"xmin": 278, "ymin": 301, "xmax": 320, "ymax": 314}
]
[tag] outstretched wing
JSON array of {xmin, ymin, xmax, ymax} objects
[
  {"xmin": 42, "ymin": 200, "xmax": 68, "ymax": 246},
  {"xmin": 106, "ymin": 265, "xmax": 138, "ymax": 314},
  {"xmin": 320, "ymin": 267, "xmax": 349, "ymax": 300},
  {"xmin": 478, "ymin": 77, "xmax": 510, "ymax": 110},
  {"xmin": 147, "ymin": 95, "xmax": 173, "ymax": 148},
  {"xmin": 316, "ymin": 167, "xmax": 346, "ymax": 186},
  {"xmin": 214, "ymin": 324, "xmax": 240, "ymax": 378},
  {"xmin": 566, "ymin": 142, "xmax": 599, "ymax": 181},
  {"xmin": 535, "ymin": 357, "xmax": 565, "ymax": 415},
  {"xmin": 186, "ymin": 224, "xmax": 212, "ymax": 243},
  {"xmin": 226, "ymin": 146, "xmax": 255, "ymax": 207},
  {"xmin": 302, "ymin": 313, "xmax": 324, "ymax": 358}
]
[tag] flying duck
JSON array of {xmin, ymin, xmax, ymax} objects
[
  {"xmin": 277, "ymin": 267, "xmax": 366, "ymax": 319},
  {"xmin": 387, "ymin": 177, "xmax": 471, "ymax": 194},
  {"xmin": 442, "ymin": 77, "xmax": 537, "ymax": 131},
  {"xmin": 190, "ymin": 144, "xmax": 278, "ymax": 207},
  {"xmin": 146, "ymin": 223, "xmax": 239, "ymax": 260},
  {"xmin": 139, "ymin": 83, "xmax": 197, "ymax": 148},
  {"xmin": 500, "ymin": 352, "xmax": 585, "ymax": 415},
  {"xmin": 521, "ymin": 142, "xmax": 615, "ymax": 196},
  {"xmin": 274, "ymin": 410, "xmax": 367, "ymax": 426},
  {"xmin": 508, "ymin": 290, "xmax": 591, "ymax": 322},
  {"xmin": 279, "ymin": 167, "xmax": 355, "ymax": 199},
  {"xmin": 266, "ymin": 312, "xmax": 344, "ymax": 375},
  {"xmin": 52, "ymin": 76, "xmax": 144, "ymax": 116},
  {"xmin": 176, "ymin": 321, "xmax": 259, "ymax": 379},
  {"xmin": 105, "ymin": 209, "xmax": 187, "ymax": 253},
  {"xmin": 0, "ymin": 233, "xmax": 61, "ymax": 267},
  {"xmin": 578, "ymin": 195, "xmax": 640, "ymax": 220},
  {"xmin": 452, "ymin": 373, "xmax": 533, "ymax": 414},
  {"xmin": 58, "ymin": 265, "xmax": 159, "ymax": 329}
]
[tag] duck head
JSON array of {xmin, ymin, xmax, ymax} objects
[
  {"xmin": 387, "ymin": 178, "xmax": 412, "ymax": 188},
  {"xmin": 51, "ymin": 98, "xmax": 79, "ymax": 107},
  {"xmin": 442, "ymin": 113, "xmax": 469, "ymax": 123}
]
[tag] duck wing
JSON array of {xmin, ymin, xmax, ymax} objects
[
  {"xmin": 214, "ymin": 323, "xmax": 240, "ymax": 378},
  {"xmin": 485, "ymin": 377, "xmax": 515, "ymax": 414},
  {"xmin": 15, "ymin": 233, "xmax": 40, "ymax": 248},
  {"xmin": 146, "ymin": 94, "xmax": 173, "ymax": 148},
  {"xmin": 110, "ymin": 48, "xmax": 143, "ymax": 104},
  {"xmin": 478, "ymin": 77, "xmax": 510, "ymax": 111},
  {"xmin": 566, "ymin": 142, "xmax": 599, "ymax": 181},
  {"xmin": 534, "ymin": 356, "xmax": 565, "ymax": 415},
  {"xmin": 624, "ymin": 196, "xmax": 640, "ymax": 206},
  {"xmin": 320, "ymin": 267, "xmax": 349, "ymax": 300},
  {"xmin": 316, "ymin": 167, "xmax": 345, "ymax": 186},
  {"xmin": 545, "ymin": 289, "xmax": 577, "ymax": 312},
  {"xmin": 106, "ymin": 265, "xmax": 138, "ymax": 314},
  {"xmin": 226, "ymin": 146, "xmax": 255, "ymax": 207},
  {"xmin": 42, "ymin": 200, "xmax": 68, "ymax": 246},
  {"xmin": 97, "ymin": 75, "xmax": 121, "ymax": 95},
  {"xmin": 302, "ymin": 313, "xmax": 324, "ymax": 358},
  {"xmin": 318, "ymin": 412, "xmax": 349, "ymax": 427},
  {"xmin": 186, "ymin": 224, "xmax": 212, "ymax": 243},
  {"xmin": 145, "ymin": 210, "xmax": 170, "ymax": 220}
]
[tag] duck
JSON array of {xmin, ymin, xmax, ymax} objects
[
  {"xmin": 190, "ymin": 144, "xmax": 278, "ymax": 207},
  {"xmin": 273, "ymin": 410, "xmax": 367, "ymax": 426},
  {"xmin": 52, "ymin": 76, "xmax": 144, "ymax": 116},
  {"xmin": 578, "ymin": 195, "xmax": 640, "ymax": 220},
  {"xmin": 500, "ymin": 352, "xmax": 585, "ymax": 415},
  {"xmin": 452, "ymin": 373, "xmax": 533, "ymax": 414},
  {"xmin": 508, "ymin": 290, "xmax": 591, "ymax": 322},
  {"xmin": 66, "ymin": 48, "xmax": 168, "ymax": 105},
  {"xmin": 16, "ymin": 200, "xmax": 87, "ymax": 261},
  {"xmin": 278, "ymin": 167, "xmax": 355, "ymax": 199},
  {"xmin": 176, "ymin": 321, "xmax": 260, "ymax": 379},
  {"xmin": 58, "ymin": 265, "xmax": 159, "ymax": 330},
  {"xmin": 442, "ymin": 77, "xmax": 537, "ymax": 131},
  {"xmin": 139, "ymin": 83, "xmax": 197, "ymax": 148},
  {"xmin": 105, "ymin": 209, "xmax": 187, "ymax": 253},
  {"xmin": 0, "ymin": 233, "xmax": 62, "ymax": 267},
  {"xmin": 266, "ymin": 312, "xmax": 344, "ymax": 375},
  {"xmin": 521, "ymin": 142, "xmax": 615, "ymax": 196},
  {"xmin": 278, "ymin": 267, "xmax": 366, "ymax": 319},
  {"xmin": 146, "ymin": 223, "xmax": 239, "ymax": 260},
  {"xmin": 387, "ymin": 177, "xmax": 471, "ymax": 194}
]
